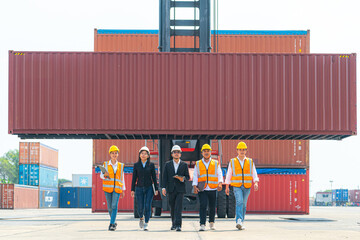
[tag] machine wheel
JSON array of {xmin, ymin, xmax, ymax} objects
[
  {"xmin": 217, "ymin": 189, "xmax": 226, "ymax": 218},
  {"xmin": 134, "ymin": 197, "xmax": 139, "ymax": 218},
  {"xmin": 227, "ymin": 188, "xmax": 236, "ymax": 218},
  {"xmin": 154, "ymin": 207, "xmax": 162, "ymax": 216}
]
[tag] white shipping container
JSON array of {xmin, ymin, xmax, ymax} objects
[{"xmin": 72, "ymin": 174, "xmax": 92, "ymax": 187}]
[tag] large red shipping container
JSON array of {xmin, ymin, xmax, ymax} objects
[
  {"xmin": 215, "ymin": 140, "xmax": 309, "ymax": 168},
  {"xmin": 19, "ymin": 142, "xmax": 59, "ymax": 168},
  {"xmin": 93, "ymin": 140, "xmax": 159, "ymax": 166},
  {"xmin": 247, "ymin": 171, "xmax": 309, "ymax": 214},
  {"xmin": 349, "ymin": 190, "xmax": 360, "ymax": 203},
  {"xmin": 8, "ymin": 52, "xmax": 356, "ymax": 140},
  {"xmin": 94, "ymin": 29, "xmax": 310, "ymax": 53},
  {"xmin": 92, "ymin": 169, "xmax": 134, "ymax": 212},
  {"xmin": 0, "ymin": 184, "xmax": 39, "ymax": 209}
]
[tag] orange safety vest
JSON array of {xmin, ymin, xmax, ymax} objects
[
  {"xmin": 196, "ymin": 159, "xmax": 219, "ymax": 189},
  {"xmin": 230, "ymin": 157, "xmax": 253, "ymax": 188},
  {"xmin": 102, "ymin": 161, "xmax": 124, "ymax": 194}
]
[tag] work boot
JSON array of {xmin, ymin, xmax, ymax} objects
[
  {"xmin": 108, "ymin": 224, "xmax": 115, "ymax": 231},
  {"xmin": 236, "ymin": 219, "xmax": 242, "ymax": 230}
]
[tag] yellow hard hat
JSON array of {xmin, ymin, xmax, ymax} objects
[
  {"xmin": 237, "ymin": 141, "xmax": 247, "ymax": 150},
  {"xmin": 109, "ymin": 145, "xmax": 120, "ymax": 154},
  {"xmin": 201, "ymin": 144, "xmax": 212, "ymax": 152}
]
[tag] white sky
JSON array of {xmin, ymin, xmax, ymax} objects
[{"xmin": 0, "ymin": 0, "xmax": 359, "ymax": 197}]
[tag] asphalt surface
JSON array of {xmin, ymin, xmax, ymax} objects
[{"xmin": 0, "ymin": 207, "xmax": 359, "ymax": 239}]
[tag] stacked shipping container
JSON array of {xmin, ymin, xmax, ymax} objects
[
  {"xmin": 89, "ymin": 29, "xmax": 313, "ymax": 214},
  {"xmin": 0, "ymin": 184, "xmax": 39, "ymax": 209},
  {"xmin": 18, "ymin": 142, "xmax": 59, "ymax": 208}
]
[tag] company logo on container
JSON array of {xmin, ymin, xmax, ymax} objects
[{"xmin": 80, "ymin": 177, "xmax": 88, "ymax": 186}]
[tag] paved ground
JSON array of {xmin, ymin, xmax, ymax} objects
[{"xmin": 0, "ymin": 207, "xmax": 359, "ymax": 239}]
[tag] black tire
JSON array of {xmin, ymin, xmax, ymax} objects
[
  {"xmin": 227, "ymin": 188, "xmax": 236, "ymax": 218},
  {"xmin": 154, "ymin": 207, "xmax": 162, "ymax": 216},
  {"xmin": 217, "ymin": 189, "xmax": 226, "ymax": 218},
  {"xmin": 134, "ymin": 197, "xmax": 139, "ymax": 218}
]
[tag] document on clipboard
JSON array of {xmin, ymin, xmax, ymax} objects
[{"xmin": 97, "ymin": 165, "xmax": 108, "ymax": 174}]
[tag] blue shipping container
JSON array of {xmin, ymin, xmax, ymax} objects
[
  {"xmin": 39, "ymin": 187, "xmax": 58, "ymax": 208},
  {"xmin": 19, "ymin": 164, "xmax": 58, "ymax": 187},
  {"xmin": 332, "ymin": 189, "xmax": 349, "ymax": 202},
  {"xmin": 59, "ymin": 187, "xmax": 91, "ymax": 208},
  {"xmin": 19, "ymin": 164, "xmax": 39, "ymax": 185}
]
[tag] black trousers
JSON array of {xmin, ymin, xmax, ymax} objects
[
  {"xmin": 198, "ymin": 190, "xmax": 217, "ymax": 225},
  {"xmin": 168, "ymin": 192, "xmax": 184, "ymax": 227}
]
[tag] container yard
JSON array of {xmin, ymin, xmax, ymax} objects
[{"xmin": 1, "ymin": 0, "xmax": 358, "ymax": 239}]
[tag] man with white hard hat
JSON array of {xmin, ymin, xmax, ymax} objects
[{"xmin": 161, "ymin": 145, "xmax": 190, "ymax": 231}]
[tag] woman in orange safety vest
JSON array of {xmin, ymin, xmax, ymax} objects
[{"xmin": 100, "ymin": 145, "xmax": 125, "ymax": 231}]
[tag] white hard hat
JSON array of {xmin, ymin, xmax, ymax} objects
[
  {"xmin": 171, "ymin": 145, "xmax": 182, "ymax": 153},
  {"xmin": 139, "ymin": 146, "xmax": 150, "ymax": 154}
]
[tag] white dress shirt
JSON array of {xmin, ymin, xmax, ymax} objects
[
  {"xmin": 100, "ymin": 160, "xmax": 126, "ymax": 190},
  {"xmin": 225, "ymin": 156, "xmax": 259, "ymax": 185},
  {"xmin": 173, "ymin": 159, "xmax": 181, "ymax": 174},
  {"xmin": 192, "ymin": 158, "xmax": 223, "ymax": 191}
]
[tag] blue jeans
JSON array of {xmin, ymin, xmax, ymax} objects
[
  {"xmin": 135, "ymin": 186, "xmax": 154, "ymax": 223},
  {"xmin": 104, "ymin": 191, "xmax": 121, "ymax": 224},
  {"xmin": 233, "ymin": 186, "xmax": 251, "ymax": 223}
]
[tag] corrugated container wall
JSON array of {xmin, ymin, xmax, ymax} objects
[
  {"xmin": 349, "ymin": 190, "xmax": 360, "ymax": 203},
  {"xmin": 332, "ymin": 189, "xmax": 349, "ymax": 202},
  {"xmin": 94, "ymin": 29, "xmax": 310, "ymax": 53},
  {"xmin": 19, "ymin": 164, "xmax": 58, "ymax": 188},
  {"xmin": 92, "ymin": 168, "xmax": 133, "ymax": 212},
  {"xmin": 247, "ymin": 171, "xmax": 309, "ymax": 214},
  {"xmin": 218, "ymin": 140, "xmax": 309, "ymax": 168},
  {"xmin": 93, "ymin": 140, "xmax": 159, "ymax": 166},
  {"xmin": 9, "ymin": 52, "xmax": 357, "ymax": 140},
  {"xmin": 72, "ymin": 174, "xmax": 92, "ymax": 187},
  {"xmin": 1, "ymin": 184, "xmax": 39, "ymax": 209},
  {"xmin": 19, "ymin": 142, "xmax": 58, "ymax": 168},
  {"xmin": 39, "ymin": 187, "xmax": 58, "ymax": 208},
  {"xmin": 59, "ymin": 187, "xmax": 91, "ymax": 208}
]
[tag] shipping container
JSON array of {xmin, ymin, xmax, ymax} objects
[
  {"xmin": 0, "ymin": 184, "xmax": 39, "ymax": 209},
  {"xmin": 246, "ymin": 171, "xmax": 309, "ymax": 214},
  {"xmin": 93, "ymin": 140, "xmax": 159, "ymax": 166},
  {"xmin": 19, "ymin": 142, "xmax": 58, "ymax": 168},
  {"xmin": 39, "ymin": 187, "xmax": 58, "ymax": 208},
  {"xmin": 19, "ymin": 164, "xmax": 39, "ymax": 186},
  {"xmin": 349, "ymin": 189, "xmax": 360, "ymax": 203},
  {"xmin": 92, "ymin": 168, "xmax": 133, "ymax": 212},
  {"xmin": 332, "ymin": 189, "xmax": 349, "ymax": 203},
  {"xmin": 315, "ymin": 192, "xmax": 333, "ymax": 206},
  {"xmin": 218, "ymin": 140, "xmax": 309, "ymax": 168},
  {"xmin": 72, "ymin": 174, "xmax": 92, "ymax": 187},
  {"xmin": 94, "ymin": 29, "xmax": 310, "ymax": 53},
  {"xmin": 9, "ymin": 52, "xmax": 356, "ymax": 140},
  {"xmin": 59, "ymin": 187, "xmax": 91, "ymax": 208},
  {"xmin": 19, "ymin": 164, "xmax": 58, "ymax": 188}
]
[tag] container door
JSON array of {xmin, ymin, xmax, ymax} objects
[
  {"xmin": 59, "ymin": 187, "xmax": 78, "ymax": 208},
  {"xmin": 78, "ymin": 188, "xmax": 91, "ymax": 208}
]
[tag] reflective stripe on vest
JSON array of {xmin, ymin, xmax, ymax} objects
[
  {"xmin": 196, "ymin": 159, "xmax": 219, "ymax": 189},
  {"xmin": 103, "ymin": 161, "xmax": 124, "ymax": 193},
  {"xmin": 230, "ymin": 157, "xmax": 253, "ymax": 188}
]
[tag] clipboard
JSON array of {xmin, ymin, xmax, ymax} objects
[{"xmin": 97, "ymin": 165, "xmax": 108, "ymax": 174}]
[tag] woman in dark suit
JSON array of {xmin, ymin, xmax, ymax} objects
[{"xmin": 131, "ymin": 146, "xmax": 158, "ymax": 231}]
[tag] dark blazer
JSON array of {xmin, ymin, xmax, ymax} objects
[
  {"xmin": 161, "ymin": 160, "xmax": 190, "ymax": 193},
  {"xmin": 131, "ymin": 160, "xmax": 158, "ymax": 192}
]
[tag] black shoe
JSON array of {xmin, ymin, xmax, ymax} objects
[
  {"xmin": 176, "ymin": 226, "xmax": 181, "ymax": 231},
  {"xmin": 108, "ymin": 224, "xmax": 115, "ymax": 231},
  {"xmin": 171, "ymin": 226, "xmax": 176, "ymax": 230},
  {"xmin": 114, "ymin": 223, "xmax": 117, "ymax": 228}
]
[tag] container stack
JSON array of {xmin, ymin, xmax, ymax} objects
[
  {"xmin": 90, "ymin": 29, "xmax": 311, "ymax": 215},
  {"xmin": 18, "ymin": 142, "xmax": 59, "ymax": 208},
  {"xmin": 59, "ymin": 174, "xmax": 92, "ymax": 208},
  {"xmin": 332, "ymin": 189, "xmax": 349, "ymax": 206},
  {"xmin": 349, "ymin": 190, "xmax": 360, "ymax": 206}
]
